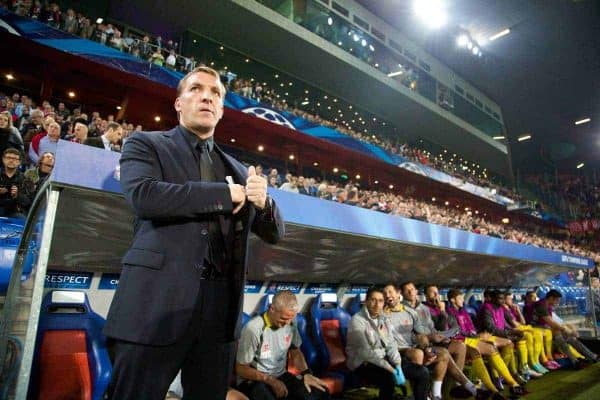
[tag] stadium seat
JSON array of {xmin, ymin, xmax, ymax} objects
[
  {"xmin": 256, "ymin": 293, "xmax": 274, "ymax": 314},
  {"xmin": 242, "ymin": 312, "xmax": 251, "ymax": 326},
  {"xmin": 347, "ymin": 293, "xmax": 366, "ymax": 316},
  {"xmin": 32, "ymin": 290, "xmax": 112, "ymax": 400},
  {"xmin": 0, "ymin": 216, "xmax": 35, "ymax": 295},
  {"xmin": 309, "ymin": 293, "xmax": 352, "ymax": 394}
]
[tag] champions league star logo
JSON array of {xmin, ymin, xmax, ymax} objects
[
  {"xmin": 398, "ymin": 161, "xmax": 427, "ymax": 177},
  {"xmin": 242, "ymin": 107, "xmax": 296, "ymax": 130}
]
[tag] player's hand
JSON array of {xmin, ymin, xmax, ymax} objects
[
  {"xmin": 303, "ymin": 374, "xmax": 328, "ymax": 393},
  {"xmin": 267, "ymin": 377, "xmax": 288, "ymax": 398}
]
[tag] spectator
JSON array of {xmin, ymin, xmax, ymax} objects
[
  {"xmin": 84, "ymin": 121, "xmax": 123, "ymax": 151},
  {"xmin": 150, "ymin": 49, "xmax": 165, "ymax": 66},
  {"xmin": 165, "ymin": 50, "xmax": 177, "ymax": 69},
  {"xmin": 71, "ymin": 119, "xmax": 89, "ymax": 143},
  {"xmin": 0, "ymin": 148, "xmax": 30, "ymax": 217},
  {"xmin": 24, "ymin": 152, "xmax": 54, "ymax": 200},
  {"xmin": 20, "ymin": 109, "xmax": 45, "ymax": 145},
  {"xmin": 63, "ymin": 8, "xmax": 77, "ymax": 34},
  {"xmin": 0, "ymin": 111, "xmax": 24, "ymax": 156},
  {"xmin": 36, "ymin": 120, "xmax": 61, "ymax": 161},
  {"xmin": 138, "ymin": 35, "xmax": 152, "ymax": 59}
]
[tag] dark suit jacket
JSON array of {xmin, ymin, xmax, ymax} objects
[
  {"xmin": 103, "ymin": 126, "xmax": 285, "ymax": 345},
  {"xmin": 83, "ymin": 136, "xmax": 105, "ymax": 149}
]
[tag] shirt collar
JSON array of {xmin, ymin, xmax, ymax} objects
[{"xmin": 180, "ymin": 124, "xmax": 214, "ymax": 152}]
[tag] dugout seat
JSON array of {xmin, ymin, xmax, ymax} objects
[
  {"xmin": 32, "ymin": 290, "xmax": 112, "ymax": 400},
  {"xmin": 347, "ymin": 293, "xmax": 366, "ymax": 316}
]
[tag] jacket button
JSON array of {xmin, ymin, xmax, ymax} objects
[{"xmin": 201, "ymin": 228, "xmax": 208, "ymax": 235}]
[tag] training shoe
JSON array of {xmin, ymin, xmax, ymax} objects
[
  {"xmin": 493, "ymin": 377, "xmax": 504, "ymax": 392},
  {"xmin": 509, "ymin": 385, "xmax": 527, "ymax": 397},
  {"xmin": 532, "ymin": 363, "xmax": 549, "ymax": 374},
  {"xmin": 475, "ymin": 389, "xmax": 493, "ymax": 400},
  {"xmin": 525, "ymin": 367, "xmax": 543, "ymax": 378},
  {"xmin": 513, "ymin": 374, "xmax": 528, "ymax": 386},
  {"xmin": 448, "ymin": 385, "xmax": 473, "ymax": 399},
  {"xmin": 543, "ymin": 360, "xmax": 560, "ymax": 370}
]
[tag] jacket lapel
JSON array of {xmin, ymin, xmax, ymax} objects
[{"xmin": 168, "ymin": 126, "xmax": 200, "ymax": 181}]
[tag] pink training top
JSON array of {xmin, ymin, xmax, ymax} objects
[
  {"xmin": 447, "ymin": 304, "xmax": 477, "ymax": 338},
  {"xmin": 482, "ymin": 302, "xmax": 506, "ymax": 330}
]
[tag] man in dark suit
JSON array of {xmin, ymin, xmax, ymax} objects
[
  {"xmin": 103, "ymin": 66, "xmax": 285, "ymax": 400},
  {"xmin": 83, "ymin": 121, "xmax": 123, "ymax": 151}
]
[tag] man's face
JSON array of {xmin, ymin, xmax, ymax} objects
[
  {"xmin": 505, "ymin": 294, "xmax": 514, "ymax": 306},
  {"xmin": 383, "ymin": 285, "xmax": 400, "ymax": 307},
  {"xmin": 268, "ymin": 305, "xmax": 297, "ymax": 328},
  {"xmin": 256, "ymin": 166, "xmax": 263, "ymax": 175},
  {"xmin": 107, "ymin": 127, "xmax": 123, "ymax": 144},
  {"xmin": 12, "ymin": 94, "xmax": 19, "ymax": 102},
  {"xmin": 0, "ymin": 114, "xmax": 9, "ymax": 129},
  {"xmin": 74, "ymin": 123, "xmax": 88, "ymax": 140},
  {"xmin": 174, "ymin": 72, "xmax": 224, "ymax": 137},
  {"xmin": 31, "ymin": 113, "xmax": 43, "ymax": 125},
  {"xmin": 2, "ymin": 153, "xmax": 21, "ymax": 169},
  {"xmin": 425, "ymin": 286, "xmax": 440, "ymax": 303},
  {"xmin": 402, "ymin": 283, "xmax": 418, "ymax": 303},
  {"xmin": 40, "ymin": 155, "xmax": 55, "ymax": 173},
  {"xmin": 366, "ymin": 291, "xmax": 385, "ymax": 317},
  {"xmin": 47, "ymin": 124, "xmax": 60, "ymax": 141},
  {"xmin": 493, "ymin": 294, "xmax": 505, "ymax": 307},
  {"xmin": 548, "ymin": 296, "xmax": 561, "ymax": 307},
  {"xmin": 453, "ymin": 294, "xmax": 465, "ymax": 308}
]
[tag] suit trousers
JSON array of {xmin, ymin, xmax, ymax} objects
[{"xmin": 106, "ymin": 279, "xmax": 235, "ymax": 400}]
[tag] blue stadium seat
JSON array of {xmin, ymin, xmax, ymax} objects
[
  {"xmin": 347, "ymin": 293, "xmax": 365, "ymax": 316},
  {"xmin": 0, "ymin": 217, "xmax": 36, "ymax": 295},
  {"xmin": 310, "ymin": 293, "xmax": 351, "ymax": 394},
  {"xmin": 256, "ymin": 294, "xmax": 274, "ymax": 314},
  {"xmin": 242, "ymin": 312, "xmax": 251, "ymax": 326},
  {"xmin": 32, "ymin": 290, "xmax": 112, "ymax": 400}
]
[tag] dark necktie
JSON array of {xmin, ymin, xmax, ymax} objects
[{"xmin": 198, "ymin": 142, "xmax": 226, "ymax": 273}]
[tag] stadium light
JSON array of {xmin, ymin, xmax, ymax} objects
[
  {"xmin": 413, "ymin": 0, "xmax": 447, "ymax": 29},
  {"xmin": 96, "ymin": 18, "xmax": 103, "ymax": 24},
  {"xmin": 301, "ymin": 101, "xmax": 309, "ymax": 105},
  {"xmin": 575, "ymin": 118, "xmax": 591, "ymax": 125},
  {"xmin": 230, "ymin": 138, "xmax": 236, "ymax": 143},
  {"xmin": 517, "ymin": 134, "xmax": 532, "ymax": 142},
  {"xmin": 327, "ymin": 17, "xmax": 333, "ymax": 26},
  {"xmin": 577, "ymin": 163, "xmax": 585, "ymax": 169},
  {"xmin": 355, "ymin": 174, "xmax": 361, "ymax": 179},
  {"xmin": 457, "ymin": 35, "xmax": 469, "ymax": 47},
  {"xmin": 257, "ymin": 145, "xmax": 264, "ymax": 152},
  {"xmin": 489, "ymin": 28, "xmax": 510, "ymax": 41},
  {"xmin": 501, "ymin": 218, "xmax": 510, "ymax": 224},
  {"xmin": 289, "ymin": 154, "xmax": 295, "ymax": 160},
  {"xmin": 313, "ymin": 162, "xmax": 319, "ymax": 166},
  {"xmin": 493, "ymin": 136, "xmax": 505, "ymax": 140},
  {"xmin": 333, "ymin": 167, "xmax": 339, "ymax": 173},
  {"xmin": 387, "ymin": 71, "xmax": 403, "ymax": 78},
  {"xmin": 472, "ymin": 46, "xmax": 479, "ymax": 55},
  {"xmin": 68, "ymin": 91, "xmax": 76, "ymax": 98},
  {"xmin": 154, "ymin": 115, "xmax": 160, "ymax": 122},
  {"xmin": 466, "ymin": 41, "xmax": 473, "ymax": 50},
  {"xmin": 5, "ymin": 73, "xmax": 14, "ymax": 80}
]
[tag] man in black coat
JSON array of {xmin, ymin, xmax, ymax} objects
[{"xmin": 103, "ymin": 66, "xmax": 285, "ymax": 400}]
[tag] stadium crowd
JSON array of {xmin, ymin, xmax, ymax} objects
[
  {"xmin": 1, "ymin": 88, "xmax": 599, "ymax": 263},
  {"xmin": 1, "ymin": 0, "xmax": 519, "ymax": 203}
]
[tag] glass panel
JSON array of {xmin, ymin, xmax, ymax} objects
[{"xmin": 0, "ymin": 192, "xmax": 49, "ymax": 397}]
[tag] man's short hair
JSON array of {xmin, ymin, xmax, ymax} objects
[
  {"xmin": 546, "ymin": 289, "xmax": 562, "ymax": 299},
  {"xmin": 106, "ymin": 121, "xmax": 121, "ymax": 132},
  {"xmin": 447, "ymin": 289, "xmax": 463, "ymax": 301},
  {"xmin": 366, "ymin": 286, "xmax": 384, "ymax": 300},
  {"xmin": 383, "ymin": 282, "xmax": 400, "ymax": 291},
  {"xmin": 399, "ymin": 281, "xmax": 415, "ymax": 292},
  {"xmin": 271, "ymin": 290, "xmax": 299, "ymax": 312},
  {"xmin": 3, "ymin": 148, "xmax": 21, "ymax": 158},
  {"xmin": 73, "ymin": 117, "xmax": 87, "ymax": 126},
  {"xmin": 424, "ymin": 284, "xmax": 438, "ymax": 293},
  {"xmin": 176, "ymin": 66, "xmax": 226, "ymax": 98},
  {"xmin": 30, "ymin": 109, "xmax": 44, "ymax": 118}
]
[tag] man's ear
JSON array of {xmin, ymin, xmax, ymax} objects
[{"xmin": 174, "ymin": 97, "xmax": 181, "ymax": 113}]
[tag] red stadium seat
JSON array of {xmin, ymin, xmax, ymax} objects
[
  {"xmin": 39, "ymin": 330, "xmax": 92, "ymax": 400},
  {"xmin": 309, "ymin": 293, "xmax": 352, "ymax": 394}
]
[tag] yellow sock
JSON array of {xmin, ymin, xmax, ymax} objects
[
  {"xmin": 543, "ymin": 328, "xmax": 554, "ymax": 360},
  {"xmin": 531, "ymin": 328, "xmax": 544, "ymax": 365},
  {"xmin": 472, "ymin": 355, "xmax": 498, "ymax": 392},
  {"xmin": 517, "ymin": 339, "xmax": 528, "ymax": 370},
  {"xmin": 569, "ymin": 344, "xmax": 585, "ymax": 359},
  {"xmin": 489, "ymin": 352, "xmax": 517, "ymax": 386}
]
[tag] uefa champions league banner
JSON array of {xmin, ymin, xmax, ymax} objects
[
  {"xmin": 224, "ymin": 92, "xmax": 403, "ymax": 165},
  {"xmin": 398, "ymin": 160, "xmax": 516, "ymax": 206}
]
